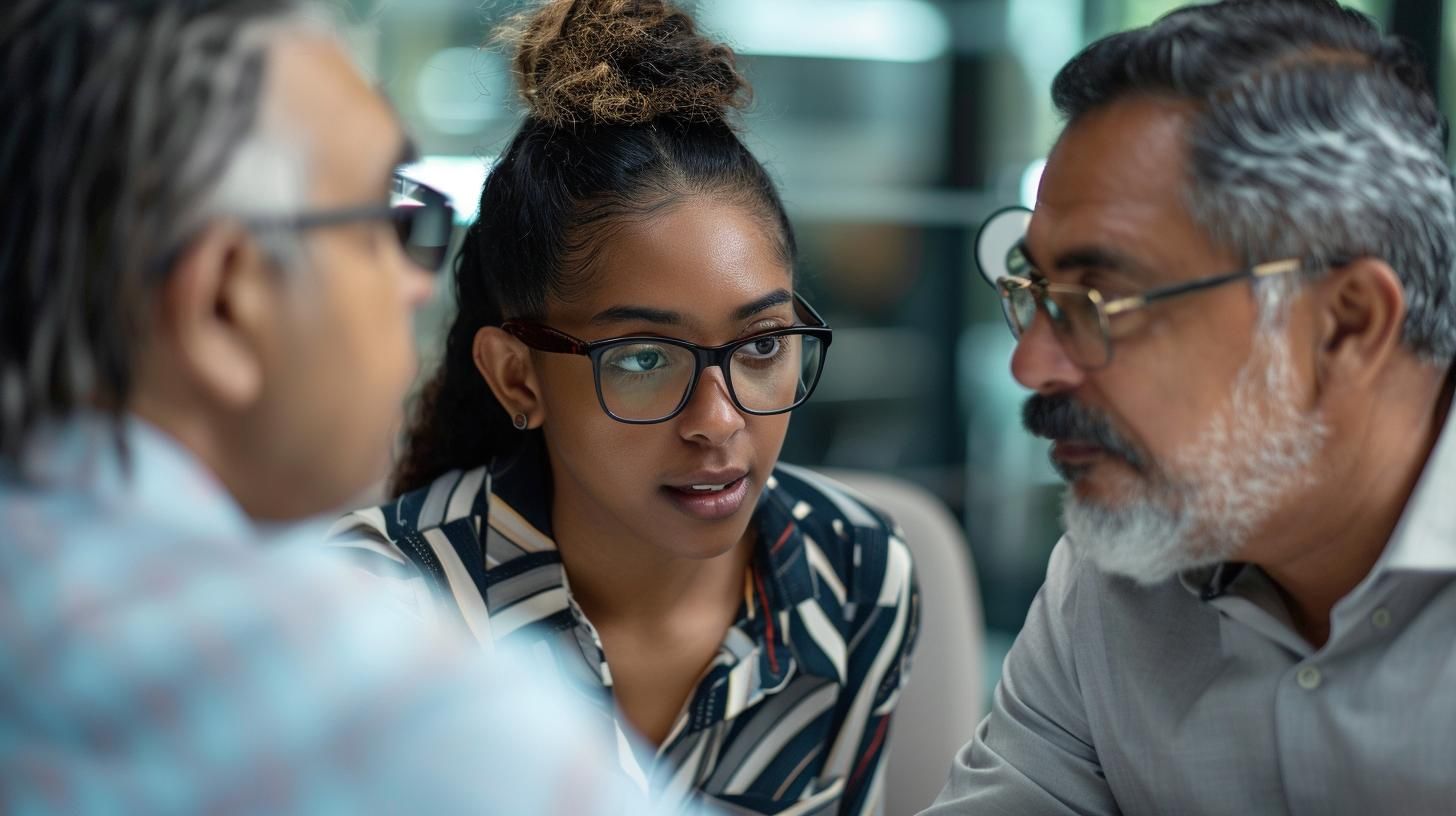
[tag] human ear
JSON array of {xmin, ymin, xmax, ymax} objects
[
  {"xmin": 155, "ymin": 222, "xmax": 273, "ymax": 409},
  {"xmin": 473, "ymin": 326, "xmax": 545, "ymax": 428},
  {"xmin": 1312, "ymin": 258, "xmax": 1405, "ymax": 393}
]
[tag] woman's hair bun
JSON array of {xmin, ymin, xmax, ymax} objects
[{"xmin": 509, "ymin": 0, "xmax": 749, "ymax": 127}]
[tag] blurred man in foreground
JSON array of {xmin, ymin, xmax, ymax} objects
[
  {"xmin": 0, "ymin": 2, "xmax": 681, "ymax": 812},
  {"xmin": 928, "ymin": 1, "xmax": 1456, "ymax": 813}
]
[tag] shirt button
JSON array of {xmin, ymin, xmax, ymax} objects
[
  {"xmin": 1372, "ymin": 608, "xmax": 1393, "ymax": 629},
  {"xmin": 1297, "ymin": 666, "xmax": 1322, "ymax": 691}
]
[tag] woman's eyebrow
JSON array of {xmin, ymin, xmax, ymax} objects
[
  {"xmin": 589, "ymin": 289, "xmax": 793, "ymax": 327},
  {"xmin": 733, "ymin": 289, "xmax": 792, "ymax": 320},
  {"xmin": 590, "ymin": 305, "xmax": 682, "ymax": 326}
]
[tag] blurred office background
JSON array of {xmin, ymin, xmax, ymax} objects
[{"xmin": 341, "ymin": 0, "xmax": 1431, "ymax": 696}]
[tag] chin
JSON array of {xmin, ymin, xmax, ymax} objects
[
  {"xmin": 652, "ymin": 507, "xmax": 757, "ymax": 561},
  {"xmin": 1061, "ymin": 486, "xmax": 1244, "ymax": 586},
  {"xmin": 688, "ymin": 540, "xmax": 748, "ymax": 561},
  {"xmin": 1065, "ymin": 465, "xmax": 1140, "ymax": 507}
]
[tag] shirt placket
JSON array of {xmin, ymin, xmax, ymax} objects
[
  {"xmin": 562, "ymin": 577, "xmax": 760, "ymax": 804},
  {"xmin": 1213, "ymin": 569, "xmax": 1402, "ymax": 816}
]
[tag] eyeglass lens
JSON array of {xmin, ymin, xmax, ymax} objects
[
  {"xmin": 980, "ymin": 211, "xmax": 1115, "ymax": 368},
  {"xmin": 595, "ymin": 333, "xmax": 825, "ymax": 422},
  {"xmin": 391, "ymin": 178, "xmax": 454, "ymax": 271},
  {"xmin": 1002, "ymin": 283, "xmax": 1111, "ymax": 368}
]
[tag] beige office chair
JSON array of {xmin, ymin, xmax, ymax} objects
[{"xmin": 818, "ymin": 469, "xmax": 985, "ymax": 816}]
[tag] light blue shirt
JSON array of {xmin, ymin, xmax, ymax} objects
[{"xmin": 0, "ymin": 417, "xmax": 699, "ymax": 815}]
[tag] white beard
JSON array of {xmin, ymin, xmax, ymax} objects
[{"xmin": 1062, "ymin": 329, "xmax": 1329, "ymax": 585}]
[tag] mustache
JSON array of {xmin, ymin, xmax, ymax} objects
[{"xmin": 1022, "ymin": 394, "xmax": 1146, "ymax": 472}]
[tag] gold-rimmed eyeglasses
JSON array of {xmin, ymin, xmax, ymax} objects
[{"xmin": 975, "ymin": 206, "xmax": 1310, "ymax": 369}]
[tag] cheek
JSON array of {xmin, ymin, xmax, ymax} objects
[
  {"xmin": 537, "ymin": 359, "xmax": 606, "ymax": 420},
  {"xmin": 1089, "ymin": 367, "xmax": 1234, "ymax": 472},
  {"xmin": 550, "ymin": 408, "xmax": 643, "ymax": 460},
  {"xmin": 538, "ymin": 368, "xmax": 647, "ymax": 462},
  {"xmin": 1100, "ymin": 304, "xmax": 1256, "ymax": 448},
  {"xmin": 315, "ymin": 238, "xmax": 416, "ymax": 360},
  {"xmin": 250, "ymin": 349, "xmax": 400, "ymax": 512},
  {"xmin": 749, "ymin": 413, "xmax": 791, "ymax": 465},
  {"xmin": 267, "ymin": 278, "xmax": 414, "ymax": 469},
  {"xmin": 543, "ymin": 411, "xmax": 668, "ymax": 512}
]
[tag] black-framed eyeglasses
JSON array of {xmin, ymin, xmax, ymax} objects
[
  {"xmin": 502, "ymin": 294, "xmax": 833, "ymax": 424},
  {"xmin": 246, "ymin": 174, "xmax": 455, "ymax": 272},
  {"xmin": 976, "ymin": 206, "xmax": 1313, "ymax": 369}
]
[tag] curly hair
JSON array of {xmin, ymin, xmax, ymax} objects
[
  {"xmin": 390, "ymin": 0, "xmax": 795, "ymax": 495},
  {"xmin": 509, "ymin": 0, "xmax": 749, "ymax": 126}
]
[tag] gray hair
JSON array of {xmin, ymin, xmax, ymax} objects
[
  {"xmin": 0, "ymin": 0, "xmax": 329, "ymax": 461},
  {"xmin": 1052, "ymin": 0, "xmax": 1456, "ymax": 364}
]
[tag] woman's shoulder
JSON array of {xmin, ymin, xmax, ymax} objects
[
  {"xmin": 324, "ymin": 467, "xmax": 496, "ymax": 618},
  {"xmin": 766, "ymin": 463, "xmax": 914, "ymax": 607},
  {"xmin": 329, "ymin": 466, "xmax": 493, "ymax": 545}
]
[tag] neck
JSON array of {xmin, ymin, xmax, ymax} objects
[
  {"xmin": 131, "ymin": 396, "xmax": 228, "ymax": 487},
  {"xmin": 130, "ymin": 390, "xmax": 290, "ymax": 522},
  {"xmin": 1257, "ymin": 366, "xmax": 1454, "ymax": 648},
  {"xmin": 550, "ymin": 486, "xmax": 754, "ymax": 628}
]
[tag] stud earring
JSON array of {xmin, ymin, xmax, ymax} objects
[{"xmin": 512, "ymin": 414, "xmax": 528, "ymax": 431}]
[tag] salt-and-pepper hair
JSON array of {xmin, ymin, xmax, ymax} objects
[
  {"xmin": 0, "ymin": 0, "xmax": 330, "ymax": 462},
  {"xmin": 1053, "ymin": 0, "xmax": 1456, "ymax": 364}
]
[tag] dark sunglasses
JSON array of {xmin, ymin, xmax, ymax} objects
[{"xmin": 246, "ymin": 174, "xmax": 455, "ymax": 272}]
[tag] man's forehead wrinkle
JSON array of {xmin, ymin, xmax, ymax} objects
[
  {"xmin": 1028, "ymin": 97, "xmax": 1223, "ymax": 280},
  {"xmin": 1029, "ymin": 200, "xmax": 1178, "ymax": 271},
  {"xmin": 1042, "ymin": 110, "xmax": 1194, "ymax": 210}
]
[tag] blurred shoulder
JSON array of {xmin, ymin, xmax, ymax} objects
[
  {"xmin": 322, "ymin": 468, "xmax": 493, "ymax": 616},
  {"xmin": 329, "ymin": 466, "xmax": 492, "ymax": 544}
]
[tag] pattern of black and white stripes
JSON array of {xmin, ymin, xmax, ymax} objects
[{"xmin": 326, "ymin": 456, "xmax": 919, "ymax": 815}]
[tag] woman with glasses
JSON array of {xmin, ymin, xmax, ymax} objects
[{"xmin": 327, "ymin": 1, "xmax": 919, "ymax": 813}]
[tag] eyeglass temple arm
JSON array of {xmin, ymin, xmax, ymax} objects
[
  {"xmin": 1101, "ymin": 258, "xmax": 1305, "ymax": 316},
  {"xmin": 501, "ymin": 322, "xmax": 591, "ymax": 355},
  {"xmin": 245, "ymin": 204, "xmax": 397, "ymax": 232},
  {"xmin": 247, "ymin": 172, "xmax": 449, "ymax": 231},
  {"xmin": 794, "ymin": 292, "xmax": 829, "ymax": 327}
]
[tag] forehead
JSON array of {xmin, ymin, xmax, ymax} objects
[
  {"xmin": 1029, "ymin": 96, "xmax": 1230, "ymax": 279},
  {"xmin": 555, "ymin": 199, "xmax": 793, "ymax": 325},
  {"xmin": 265, "ymin": 35, "xmax": 402, "ymax": 204}
]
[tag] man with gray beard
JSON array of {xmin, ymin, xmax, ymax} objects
[{"xmin": 925, "ymin": 1, "xmax": 1456, "ymax": 814}]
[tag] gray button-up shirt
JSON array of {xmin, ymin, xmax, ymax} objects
[{"xmin": 925, "ymin": 406, "xmax": 1456, "ymax": 815}]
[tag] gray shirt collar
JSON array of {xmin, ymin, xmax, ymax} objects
[{"xmin": 1377, "ymin": 373, "xmax": 1456, "ymax": 573}]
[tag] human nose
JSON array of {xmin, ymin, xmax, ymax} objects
[
  {"xmin": 1009, "ymin": 306, "xmax": 1086, "ymax": 395},
  {"xmin": 677, "ymin": 366, "xmax": 746, "ymax": 446}
]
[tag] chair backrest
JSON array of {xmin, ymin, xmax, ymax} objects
[{"xmin": 817, "ymin": 469, "xmax": 985, "ymax": 816}]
